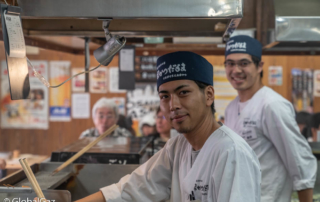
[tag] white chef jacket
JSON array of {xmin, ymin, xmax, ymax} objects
[
  {"xmin": 225, "ymin": 86, "xmax": 317, "ymax": 202},
  {"xmin": 100, "ymin": 125, "xmax": 261, "ymax": 202}
]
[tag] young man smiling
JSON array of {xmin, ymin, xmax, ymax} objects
[
  {"xmin": 72, "ymin": 51, "xmax": 261, "ymax": 202},
  {"xmin": 224, "ymin": 35, "xmax": 317, "ymax": 202}
]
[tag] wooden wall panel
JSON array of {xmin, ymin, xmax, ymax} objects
[
  {"xmin": 261, "ymin": 56, "xmax": 289, "ymax": 99},
  {"xmin": 0, "ymin": 44, "xmax": 319, "ymax": 156},
  {"xmin": 0, "ymin": 42, "xmax": 126, "ymax": 156}
]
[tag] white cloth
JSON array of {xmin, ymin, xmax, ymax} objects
[
  {"xmin": 191, "ymin": 150, "xmax": 200, "ymax": 166},
  {"xmin": 238, "ymin": 99, "xmax": 250, "ymax": 115},
  {"xmin": 225, "ymin": 86, "xmax": 317, "ymax": 202},
  {"xmin": 79, "ymin": 127, "xmax": 132, "ymax": 139},
  {"xmin": 100, "ymin": 125, "xmax": 261, "ymax": 202}
]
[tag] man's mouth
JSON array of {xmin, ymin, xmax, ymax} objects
[
  {"xmin": 171, "ymin": 115, "xmax": 187, "ymax": 123},
  {"xmin": 231, "ymin": 75, "xmax": 246, "ymax": 84}
]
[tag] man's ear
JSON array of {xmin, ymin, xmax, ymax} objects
[
  {"xmin": 258, "ymin": 61, "xmax": 264, "ymax": 74},
  {"xmin": 205, "ymin": 86, "xmax": 215, "ymax": 107}
]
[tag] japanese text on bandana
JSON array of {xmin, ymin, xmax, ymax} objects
[
  {"xmin": 157, "ymin": 62, "xmax": 187, "ymax": 79},
  {"xmin": 226, "ymin": 41, "xmax": 247, "ymax": 52}
]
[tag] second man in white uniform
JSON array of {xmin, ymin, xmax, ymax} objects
[{"xmin": 224, "ymin": 35, "xmax": 317, "ymax": 202}]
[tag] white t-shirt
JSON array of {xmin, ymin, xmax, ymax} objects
[
  {"xmin": 238, "ymin": 99, "xmax": 250, "ymax": 115},
  {"xmin": 225, "ymin": 86, "xmax": 317, "ymax": 202},
  {"xmin": 100, "ymin": 125, "xmax": 261, "ymax": 202}
]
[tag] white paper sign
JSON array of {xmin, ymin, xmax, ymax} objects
[
  {"xmin": 314, "ymin": 70, "xmax": 320, "ymax": 97},
  {"xmin": 268, "ymin": 66, "xmax": 283, "ymax": 86},
  {"xmin": 49, "ymin": 61, "xmax": 71, "ymax": 122},
  {"xmin": 4, "ymin": 13, "xmax": 26, "ymax": 58},
  {"xmin": 72, "ymin": 68, "xmax": 86, "ymax": 92},
  {"xmin": 120, "ymin": 49, "xmax": 134, "ymax": 71},
  {"xmin": 90, "ymin": 67, "xmax": 108, "ymax": 93},
  {"xmin": 109, "ymin": 67, "xmax": 126, "ymax": 93},
  {"xmin": 72, "ymin": 93, "xmax": 90, "ymax": 119}
]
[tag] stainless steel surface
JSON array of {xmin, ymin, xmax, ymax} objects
[
  {"xmin": 264, "ymin": 0, "xmax": 320, "ymax": 51},
  {"xmin": 4, "ymin": 55, "xmax": 30, "ymax": 100},
  {"xmin": 17, "ymin": 0, "xmax": 242, "ymax": 18},
  {"xmin": 21, "ymin": 18, "xmax": 230, "ymax": 37},
  {"xmin": 275, "ymin": 17, "xmax": 320, "ymax": 42},
  {"xmin": 66, "ymin": 163, "xmax": 139, "ymax": 200},
  {"xmin": 0, "ymin": 190, "xmax": 71, "ymax": 202},
  {"xmin": 274, "ymin": 0, "xmax": 320, "ymax": 42},
  {"xmin": 0, "ymin": 187, "xmax": 32, "ymax": 193},
  {"xmin": 0, "ymin": 162, "xmax": 140, "ymax": 201},
  {"xmin": 14, "ymin": 0, "xmax": 242, "ymax": 39},
  {"xmin": 14, "ymin": 171, "xmax": 72, "ymax": 189},
  {"xmin": 274, "ymin": 0, "xmax": 320, "ymax": 17}
]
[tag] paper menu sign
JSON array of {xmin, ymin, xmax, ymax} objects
[
  {"xmin": 4, "ymin": 12, "xmax": 26, "ymax": 58},
  {"xmin": 72, "ymin": 93, "xmax": 90, "ymax": 119},
  {"xmin": 120, "ymin": 49, "xmax": 134, "ymax": 72},
  {"xmin": 90, "ymin": 67, "xmax": 108, "ymax": 93},
  {"xmin": 314, "ymin": 70, "xmax": 320, "ymax": 97},
  {"xmin": 268, "ymin": 66, "xmax": 283, "ymax": 86}
]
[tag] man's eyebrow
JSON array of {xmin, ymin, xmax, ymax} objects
[
  {"xmin": 158, "ymin": 85, "xmax": 189, "ymax": 94},
  {"xmin": 226, "ymin": 59, "xmax": 250, "ymax": 62},
  {"xmin": 174, "ymin": 85, "xmax": 189, "ymax": 93}
]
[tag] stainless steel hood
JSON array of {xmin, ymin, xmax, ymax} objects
[
  {"xmin": 16, "ymin": 0, "xmax": 243, "ymax": 41},
  {"xmin": 263, "ymin": 0, "xmax": 320, "ymax": 51},
  {"xmin": 274, "ymin": 0, "xmax": 320, "ymax": 42}
]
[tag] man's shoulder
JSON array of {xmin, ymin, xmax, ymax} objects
[
  {"xmin": 260, "ymin": 86, "xmax": 289, "ymax": 104},
  {"xmin": 211, "ymin": 125, "xmax": 255, "ymax": 155},
  {"xmin": 258, "ymin": 87, "xmax": 293, "ymax": 113},
  {"xmin": 163, "ymin": 134, "xmax": 189, "ymax": 153}
]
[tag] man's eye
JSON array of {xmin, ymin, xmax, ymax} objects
[
  {"xmin": 227, "ymin": 62, "xmax": 235, "ymax": 66},
  {"xmin": 160, "ymin": 95, "xmax": 168, "ymax": 99},
  {"xmin": 241, "ymin": 62, "xmax": 249, "ymax": 67},
  {"xmin": 179, "ymin": 91, "xmax": 189, "ymax": 95}
]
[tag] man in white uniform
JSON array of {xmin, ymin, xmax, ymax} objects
[
  {"xmin": 224, "ymin": 35, "xmax": 317, "ymax": 202},
  {"xmin": 73, "ymin": 51, "xmax": 261, "ymax": 202}
]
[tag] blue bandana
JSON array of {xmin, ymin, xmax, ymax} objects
[
  {"xmin": 156, "ymin": 51, "xmax": 213, "ymax": 90},
  {"xmin": 225, "ymin": 35, "xmax": 262, "ymax": 60}
]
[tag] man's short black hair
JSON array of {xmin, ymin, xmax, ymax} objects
[
  {"xmin": 194, "ymin": 81, "xmax": 216, "ymax": 115},
  {"xmin": 296, "ymin": 111, "xmax": 312, "ymax": 125},
  {"xmin": 311, "ymin": 113, "xmax": 320, "ymax": 129},
  {"xmin": 251, "ymin": 55, "xmax": 263, "ymax": 78}
]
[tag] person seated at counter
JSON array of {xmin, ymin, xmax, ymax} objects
[
  {"xmin": 117, "ymin": 114, "xmax": 136, "ymax": 137},
  {"xmin": 154, "ymin": 106, "xmax": 172, "ymax": 142},
  {"xmin": 311, "ymin": 113, "xmax": 320, "ymax": 141},
  {"xmin": 139, "ymin": 112, "xmax": 156, "ymax": 136},
  {"xmin": 296, "ymin": 111, "xmax": 312, "ymax": 140},
  {"xmin": 79, "ymin": 97, "xmax": 132, "ymax": 139},
  {"xmin": 71, "ymin": 51, "xmax": 261, "ymax": 202},
  {"xmin": 147, "ymin": 106, "xmax": 173, "ymax": 155},
  {"xmin": 0, "ymin": 158, "xmax": 6, "ymax": 178}
]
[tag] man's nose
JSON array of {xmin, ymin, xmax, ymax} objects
[
  {"xmin": 233, "ymin": 64, "xmax": 243, "ymax": 73},
  {"xmin": 170, "ymin": 94, "xmax": 181, "ymax": 111}
]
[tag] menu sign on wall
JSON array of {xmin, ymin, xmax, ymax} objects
[
  {"xmin": 291, "ymin": 68, "xmax": 313, "ymax": 113},
  {"xmin": 134, "ymin": 56, "xmax": 158, "ymax": 82}
]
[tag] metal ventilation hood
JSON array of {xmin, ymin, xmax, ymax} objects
[
  {"xmin": 274, "ymin": 0, "xmax": 320, "ymax": 42},
  {"xmin": 265, "ymin": 0, "xmax": 320, "ymax": 51},
  {"xmin": 16, "ymin": 0, "xmax": 243, "ymax": 41}
]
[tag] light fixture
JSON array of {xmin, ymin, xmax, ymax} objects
[{"xmin": 94, "ymin": 20, "xmax": 126, "ymax": 66}]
